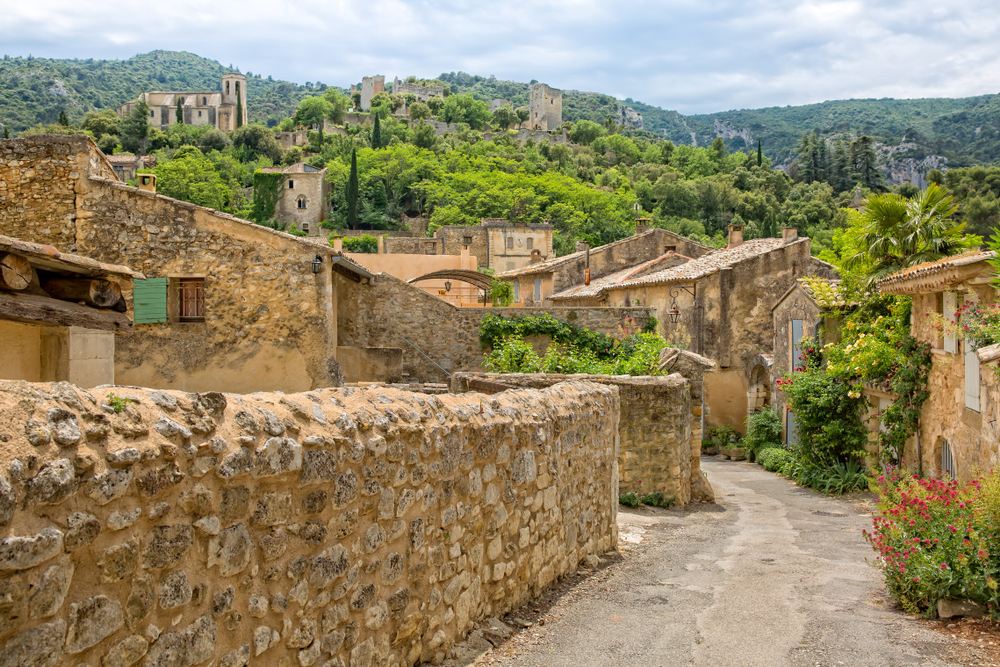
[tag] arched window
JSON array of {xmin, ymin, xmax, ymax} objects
[
  {"xmin": 202, "ymin": 96, "xmax": 207, "ymax": 105},
  {"xmin": 297, "ymin": 196, "xmax": 307, "ymax": 210}
]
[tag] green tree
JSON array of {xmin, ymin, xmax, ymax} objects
[
  {"xmin": 346, "ymin": 148, "xmax": 359, "ymax": 228},
  {"xmin": 120, "ymin": 98, "xmax": 151, "ymax": 155},
  {"xmin": 409, "ymin": 102, "xmax": 431, "ymax": 122},
  {"xmin": 57, "ymin": 109, "xmax": 69, "ymax": 126},
  {"xmin": 757, "ymin": 139, "xmax": 762, "ymax": 167},
  {"xmin": 143, "ymin": 151, "xmax": 232, "ymax": 211},
  {"xmin": 411, "ymin": 123, "xmax": 437, "ymax": 150},
  {"xmin": 515, "ymin": 108, "xmax": 529, "ymax": 127},
  {"xmin": 491, "ymin": 104, "xmax": 517, "ymax": 131},
  {"xmin": 176, "ymin": 98, "xmax": 183, "ymax": 124},
  {"xmin": 3, "ymin": 126, "xmax": 9, "ymax": 139},
  {"xmin": 322, "ymin": 90, "xmax": 350, "ymax": 125},
  {"xmin": 235, "ymin": 89, "xmax": 243, "ymax": 128},
  {"xmin": 372, "ymin": 114, "xmax": 382, "ymax": 149},
  {"xmin": 294, "ymin": 95, "xmax": 335, "ymax": 148},
  {"xmin": 439, "ymin": 94, "xmax": 490, "ymax": 130},
  {"xmin": 232, "ymin": 123, "xmax": 282, "ymax": 162},
  {"xmin": 852, "ymin": 135, "xmax": 883, "ymax": 191},
  {"xmin": 569, "ymin": 120, "xmax": 606, "ymax": 146},
  {"xmin": 81, "ymin": 109, "xmax": 119, "ymax": 139},
  {"xmin": 426, "ymin": 96, "xmax": 445, "ymax": 115},
  {"xmin": 844, "ymin": 184, "xmax": 967, "ymax": 287}
]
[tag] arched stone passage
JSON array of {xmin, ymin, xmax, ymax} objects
[{"xmin": 746, "ymin": 353, "xmax": 774, "ymax": 415}]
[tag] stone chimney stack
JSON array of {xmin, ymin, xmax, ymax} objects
[
  {"xmin": 727, "ymin": 224, "xmax": 743, "ymax": 248},
  {"xmin": 528, "ymin": 248, "xmax": 542, "ymax": 265},
  {"xmin": 635, "ymin": 218, "xmax": 652, "ymax": 235},
  {"xmin": 332, "ymin": 237, "xmax": 343, "ymax": 252},
  {"xmin": 137, "ymin": 174, "xmax": 156, "ymax": 194},
  {"xmin": 782, "ymin": 228, "xmax": 798, "ymax": 244}
]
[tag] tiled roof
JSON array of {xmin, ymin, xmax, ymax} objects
[
  {"xmin": 499, "ymin": 228, "xmax": 694, "ymax": 279},
  {"xmin": 259, "ymin": 162, "xmax": 326, "ymax": 174},
  {"xmin": 611, "ymin": 238, "xmax": 794, "ymax": 289},
  {"xmin": 549, "ymin": 252, "xmax": 691, "ymax": 300},
  {"xmin": 878, "ymin": 250, "xmax": 995, "ymax": 293}
]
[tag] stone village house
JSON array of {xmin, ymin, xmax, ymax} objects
[
  {"xmin": 258, "ymin": 162, "xmax": 330, "ymax": 237},
  {"xmin": 117, "ymin": 73, "xmax": 248, "ymax": 132},
  {"xmin": 510, "ymin": 226, "xmax": 837, "ymax": 430},
  {"xmin": 878, "ymin": 251, "xmax": 1000, "ymax": 480}
]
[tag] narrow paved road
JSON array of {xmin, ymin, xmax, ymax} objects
[{"xmin": 475, "ymin": 459, "xmax": 969, "ymax": 667}]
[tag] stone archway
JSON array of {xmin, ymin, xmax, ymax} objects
[{"xmin": 746, "ymin": 353, "xmax": 774, "ymax": 415}]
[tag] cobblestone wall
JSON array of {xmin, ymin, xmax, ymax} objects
[
  {"xmin": 337, "ymin": 273, "xmax": 654, "ymax": 383},
  {"xmin": 0, "ymin": 378, "xmax": 618, "ymax": 667},
  {"xmin": 451, "ymin": 372, "xmax": 699, "ymax": 507}
]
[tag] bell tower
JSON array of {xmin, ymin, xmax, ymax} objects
[{"xmin": 221, "ymin": 73, "xmax": 248, "ymax": 127}]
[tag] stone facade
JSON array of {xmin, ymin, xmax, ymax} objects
[
  {"xmin": 360, "ymin": 76, "xmax": 386, "ymax": 112},
  {"xmin": 452, "ymin": 371, "xmax": 714, "ymax": 506},
  {"xmin": 117, "ymin": 74, "xmax": 248, "ymax": 132},
  {"xmin": 529, "ymin": 84, "xmax": 562, "ymax": 132},
  {"xmin": 337, "ymin": 273, "xmax": 654, "ymax": 382},
  {"xmin": 0, "ymin": 377, "xmax": 619, "ymax": 667},
  {"xmin": 259, "ymin": 162, "xmax": 330, "ymax": 236},
  {"xmin": 0, "ymin": 135, "xmax": 377, "ymax": 394},
  {"xmin": 879, "ymin": 252, "xmax": 999, "ymax": 480},
  {"xmin": 392, "ymin": 78, "xmax": 444, "ymax": 104},
  {"xmin": 501, "ymin": 227, "xmax": 714, "ymax": 307},
  {"xmin": 384, "ymin": 220, "xmax": 554, "ymax": 273}
]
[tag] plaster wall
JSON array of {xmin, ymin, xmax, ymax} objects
[
  {"xmin": 0, "ymin": 378, "xmax": 618, "ymax": 667},
  {"xmin": 0, "ymin": 320, "xmax": 42, "ymax": 381}
]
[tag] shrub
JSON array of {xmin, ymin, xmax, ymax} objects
[
  {"xmin": 866, "ymin": 471, "xmax": 1000, "ymax": 616},
  {"xmin": 743, "ymin": 410, "xmax": 783, "ymax": 457},
  {"xmin": 341, "ymin": 234, "xmax": 379, "ymax": 253},
  {"xmin": 757, "ymin": 447, "xmax": 795, "ymax": 472},
  {"xmin": 779, "ymin": 366, "xmax": 868, "ymax": 468},
  {"xmin": 618, "ymin": 491, "xmax": 641, "ymax": 507}
]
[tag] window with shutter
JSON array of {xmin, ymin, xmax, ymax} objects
[
  {"xmin": 966, "ymin": 343, "xmax": 981, "ymax": 412},
  {"xmin": 944, "ymin": 291, "xmax": 958, "ymax": 353},
  {"xmin": 132, "ymin": 278, "xmax": 168, "ymax": 323}
]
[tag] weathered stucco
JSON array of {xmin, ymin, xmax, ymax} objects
[
  {"xmin": 0, "ymin": 378, "xmax": 618, "ymax": 667},
  {"xmin": 451, "ymin": 371, "xmax": 712, "ymax": 507}
]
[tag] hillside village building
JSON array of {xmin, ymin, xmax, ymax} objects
[
  {"xmin": 384, "ymin": 219, "xmax": 554, "ymax": 272},
  {"xmin": 879, "ymin": 251, "xmax": 1000, "ymax": 481},
  {"xmin": 117, "ymin": 73, "xmax": 248, "ymax": 132},
  {"xmin": 359, "ymin": 75, "xmax": 385, "ymax": 111},
  {"xmin": 529, "ymin": 83, "xmax": 562, "ymax": 131},
  {"xmin": 258, "ymin": 162, "xmax": 330, "ymax": 236},
  {"xmin": 392, "ymin": 77, "xmax": 445, "ymax": 103}
]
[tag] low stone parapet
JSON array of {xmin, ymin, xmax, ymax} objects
[{"xmin": 0, "ymin": 378, "xmax": 619, "ymax": 666}]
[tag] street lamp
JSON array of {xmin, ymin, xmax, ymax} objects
[
  {"xmin": 667, "ymin": 285, "xmax": 696, "ymax": 323},
  {"xmin": 311, "ymin": 255, "xmax": 323, "ymax": 274}
]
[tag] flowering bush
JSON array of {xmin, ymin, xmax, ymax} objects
[
  {"xmin": 931, "ymin": 300, "xmax": 1000, "ymax": 349},
  {"xmin": 865, "ymin": 470, "xmax": 1000, "ymax": 617},
  {"xmin": 484, "ymin": 333, "xmax": 669, "ymax": 376}
]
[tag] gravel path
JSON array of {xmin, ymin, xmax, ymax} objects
[{"xmin": 451, "ymin": 458, "xmax": 994, "ymax": 667}]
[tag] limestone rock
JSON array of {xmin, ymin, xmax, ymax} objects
[
  {"xmin": 101, "ymin": 634, "xmax": 149, "ymax": 667},
  {"xmin": 85, "ymin": 467, "xmax": 133, "ymax": 505},
  {"xmin": 0, "ymin": 527, "xmax": 63, "ymax": 571},
  {"xmin": 106, "ymin": 448, "xmax": 141, "ymax": 466},
  {"xmin": 248, "ymin": 594, "xmax": 268, "ymax": 618},
  {"xmin": 65, "ymin": 595, "xmax": 124, "ymax": 654},
  {"xmin": 149, "ymin": 391, "xmax": 178, "ymax": 411},
  {"xmin": 253, "ymin": 626, "xmax": 276, "ymax": 656},
  {"xmin": 259, "ymin": 528, "xmax": 287, "ymax": 561},
  {"xmin": 219, "ymin": 486, "xmax": 250, "ymax": 524},
  {"xmin": 25, "ymin": 419, "xmax": 51, "ymax": 447},
  {"xmin": 217, "ymin": 447, "xmax": 253, "ymax": 479},
  {"xmin": 47, "ymin": 408, "xmax": 81, "ymax": 447},
  {"xmin": 939, "ymin": 598, "xmax": 986, "ymax": 619},
  {"xmin": 195, "ymin": 515, "xmax": 220, "ymax": 535},
  {"xmin": 0, "ymin": 619, "xmax": 66, "ymax": 667},
  {"xmin": 65, "ymin": 512, "xmax": 102, "ymax": 550},
  {"xmin": 125, "ymin": 575, "xmax": 155, "ymax": 629},
  {"xmin": 331, "ymin": 470, "xmax": 358, "ymax": 509},
  {"xmin": 24, "ymin": 459, "xmax": 76, "ymax": 506},
  {"xmin": 0, "ymin": 574, "xmax": 27, "ymax": 636},
  {"xmin": 29, "ymin": 558, "xmax": 74, "ymax": 618},
  {"xmin": 136, "ymin": 463, "xmax": 184, "ymax": 497},
  {"xmin": 286, "ymin": 618, "xmax": 316, "ymax": 649},
  {"xmin": 108, "ymin": 507, "xmax": 142, "ymax": 531},
  {"xmin": 0, "ymin": 476, "xmax": 14, "ymax": 527},
  {"xmin": 207, "ymin": 523, "xmax": 254, "ymax": 576},
  {"xmin": 253, "ymin": 437, "xmax": 302, "ymax": 478},
  {"xmin": 309, "ymin": 545, "xmax": 350, "ymax": 589},
  {"xmin": 100, "ymin": 540, "xmax": 139, "ymax": 581},
  {"xmin": 142, "ymin": 525, "xmax": 194, "ymax": 569},
  {"xmin": 159, "ymin": 570, "xmax": 192, "ymax": 609},
  {"xmin": 258, "ymin": 409, "xmax": 284, "ymax": 436},
  {"xmin": 219, "ymin": 643, "xmax": 250, "ymax": 667},
  {"xmin": 211, "ymin": 586, "xmax": 235, "ymax": 618},
  {"xmin": 299, "ymin": 450, "xmax": 337, "ymax": 488},
  {"xmin": 153, "ymin": 415, "xmax": 192, "ymax": 440},
  {"xmin": 233, "ymin": 411, "xmax": 260, "ymax": 435},
  {"xmin": 141, "ymin": 615, "xmax": 216, "ymax": 667},
  {"xmin": 251, "ymin": 492, "xmax": 291, "ymax": 527}
]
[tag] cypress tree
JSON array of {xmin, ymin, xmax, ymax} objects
[
  {"xmin": 372, "ymin": 114, "xmax": 382, "ymax": 149},
  {"xmin": 757, "ymin": 139, "xmax": 762, "ymax": 167},
  {"xmin": 346, "ymin": 149, "xmax": 359, "ymax": 228},
  {"xmin": 2, "ymin": 125, "xmax": 8, "ymax": 139},
  {"xmin": 176, "ymin": 98, "xmax": 183, "ymax": 124},
  {"xmin": 58, "ymin": 109, "xmax": 69, "ymax": 126},
  {"xmin": 236, "ymin": 90, "xmax": 243, "ymax": 128}
]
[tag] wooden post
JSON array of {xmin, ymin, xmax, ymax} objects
[
  {"xmin": 0, "ymin": 253, "xmax": 31, "ymax": 291},
  {"xmin": 41, "ymin": 277, "xmax": 124, "ymax": 310}
]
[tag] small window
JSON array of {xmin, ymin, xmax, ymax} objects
[
  {"xmin": 203, "ymin": 96, "xmax": 207, "ymax": 105},
  {"xmin": 175, "ymin": 278, "xmax": 205, "ymax": 323},
  {"xmin": 150, "ymin": 109, "xmax": 154, "ymax": 117},
  {"xmin": 226, "ymin": 82, "xmax": 230, "ymax": 95},
  {"xmin": 526, "ymin": 238, "xmax": 533, "ymax": 250},
  {"xmin": 301, "ymin": 223, "xmax": 310, "ymax": 233},
  {"xmin": 198, "ymin": 110, "xmax": 202, "ymax": 117},
  {"xmin": 506, "ymin": 237, "xmax": 514, "ymax": 250},
  {"xmin": 534, "ymin": 278, "xmax": 542, "ymax": 301},
  {"xmin": 297, "ymin": 196, "xmax": 307, "ymax": 210},
  {"xmin": 463, "ymin": 236, "xmax": 473, "ymax": 246},
  {"xmin": 288, "ymin": 180, "xmax": 294, "ymax": 189},
  {"xmin": 236, "ymin": 82, "xmax": 240, "ymax": 94},
  {"xmin": 664, "ymin": 245, "xmax": 676, "ymax": 253}
]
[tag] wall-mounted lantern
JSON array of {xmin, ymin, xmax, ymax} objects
[
  {"xmin": 667, "ymin": 285, "xmax": 696, "ymax": 323},
  {"xmin": 311, "ymin": 255, "xmax": 323, "ymax": 274}
]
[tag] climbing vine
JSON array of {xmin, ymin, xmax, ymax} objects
[{"xmin": 251, "ymin": 171, "xmax": 284, "ymax": 224}]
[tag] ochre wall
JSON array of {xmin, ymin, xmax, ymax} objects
[
  {"xmin": 0, "ymin": 320, "xmax": 42, "ymax": 381},
  {"xmin": 0, "ymin": 379, "xmax": 618, "ymax": 667}
]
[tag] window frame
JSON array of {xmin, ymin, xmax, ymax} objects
[{"xmin": 167, "ymin": 277, "xmax": 207, "ymax": 324}]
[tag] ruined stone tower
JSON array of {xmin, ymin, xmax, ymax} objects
[{"xmin": 529, "ymin": 83, "xmax": 562, "ymax": 131}]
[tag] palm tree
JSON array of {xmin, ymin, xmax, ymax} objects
[{"xmin": 844, "ymin": 183, "xmax": 965, "ymax": 287}]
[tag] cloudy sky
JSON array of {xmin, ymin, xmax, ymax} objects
[{"xmin": 4, "ymin": 0, "xmax": 999, "ymax": 114}]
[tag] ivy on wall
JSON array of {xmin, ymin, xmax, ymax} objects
[{"xmin": 251, "ymin": 170, "xmax": 284, "ymax": 224}]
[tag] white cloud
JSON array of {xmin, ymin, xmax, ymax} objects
[{"xmin": 1, "ymin": 0, "xmax": 999, "ymax": 114}]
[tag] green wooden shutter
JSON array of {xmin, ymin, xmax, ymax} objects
[{"xmin": 132, "ymin": 278, "xmax": 168, "ymax": 323}]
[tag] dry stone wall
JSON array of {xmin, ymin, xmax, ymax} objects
[
  {"xmin": 0, "ymin": 379, "xmax": 619, "ymax": 667},
  {"xmin": 451, "ymin": 372, "xmax": 699, "ymax": 507}
]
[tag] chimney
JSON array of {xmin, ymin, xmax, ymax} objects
[
  {"xmin": 528, "ymin": 248, "xmax": 542, "ymax": 265},
  {"xmin": 635, "ymin": 218, "xmax": 651, "ymax": 235},
  {"xmin": 332, "ymin": 237, "xmax": 343, "ymax": 252},
  {"xmin": 137, "ymin": 173, "xmax": 156, "ymax": 194},
  {"xmin": 782, "ymin": 227, "xmax": 798, "ymax": 244},
  {"xmin": 575, "ymin": 242, "xmax": 591, "ymax": 285},
  {"xmin": 728, "ymin": 224, "xmax": 743, "ymax": 248}
]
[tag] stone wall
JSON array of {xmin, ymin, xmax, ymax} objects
[
  {"xmin": 0, "ymin": 378, "xmax": 619, "ymax": 667},
  {"xmin": 337, "ymin": 273, "xmax": 655, "ymax": 382},
  {"xmin": 451, "ymin": 372, "xmax": 707, "ymax": 507}
]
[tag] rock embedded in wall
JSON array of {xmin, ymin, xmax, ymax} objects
[{"xmin": 0, "ymin": 377, "xmax": 618, "ymax": 666}]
